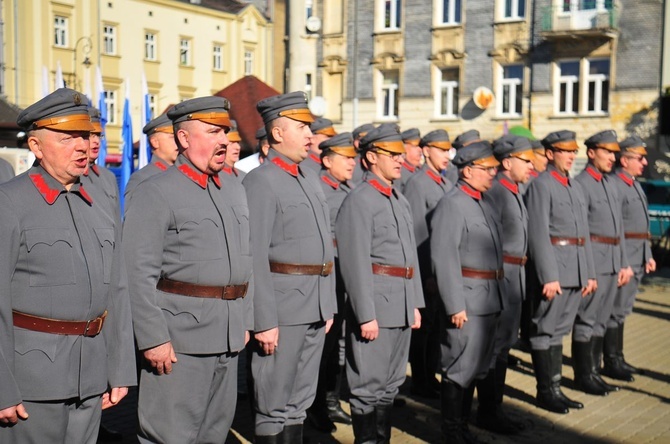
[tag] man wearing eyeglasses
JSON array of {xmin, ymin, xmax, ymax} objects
[
  {"xmin": 335, "ymin": 123, "xmax": 423, "ymax": 444},
  {"xmin": 605, "ymin": 135, "xmax": 656, "ymax": 381},
  {"xmin": 430, "ymin": 141, "xmax": 503, "ymax": 443},
  {"xmin": 525, "ymin": 130, "xmax": 597, "ymax": 414}
]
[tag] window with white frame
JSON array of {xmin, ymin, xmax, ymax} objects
[
  {"xmin": 103, "ymin": 25, "xmax": 116, "ymax": 55},
  {"xmin": 145, "ymin": 33, "xmax": 157, "ymax": 61},
  {"xmin": 439, "ymin": 0, "xmax": 462, "ymax": 25},
  {"xmin": 54, "ymin": 16, "xmax": 68, "ymax": 47},
  {"xmin": 437, "ymin": 68, "xmax": 459, "ymax": 117},
  {"xmin": 502, "ymin": 0, "xmax": 525, "ymax": 19},
  {"xmin": 104, "ymin": 90, "xmax": 117, "ymax": 125},
  {"xmin": 557, "ymin": 60, "xmax": 580, "ymax": 114},
  {"xmin": 213, "ymin": 45, "xmax": 223, "ymax": 71},
  {"xmin": 244, "ymin": 50, "xmax": 253, "ymax": 75},
  {"xmin": 499, "ymin": 64, "xmax": 523, "ymax": 116},
  {"xmin": 148, "ymin": 94, "xmax": 157, "ymax": 119},
  {"xmin": 562, "ymin": 0, "xmax": 613, "ymax": 12},
  {"xmin": 305, "ymin": 74, "xmax": 313, "ymax": 101},
  {"xmin": 586, "ymin": 58, "xmax": 609, "ymax": 113},
  {"xmin": 379, "ymin": 70, "xmax": 399, "ymax": 119},
  {"xmin": 306, "ymin": 0, "xmax": 314, "ymax": 19},
  {"xmin": 180, "ymin": 39, "xmax": 191, "ymax": 66},
  {"xmin": 382, "ymin": 0, "xmax": 401, "ymax": 30}
]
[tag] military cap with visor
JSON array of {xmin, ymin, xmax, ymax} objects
[
  {"xmin": 320, "ymin": 132, "xmax": 357, "ymax": 160},
  {"xmin": 167, "ymin": 96, "xmax": 232, "ymax": 128},
  {"xmin": 353, "ymin": 123, "xmax": 376, "ymax": 141},
  {"xmin": 143, "ymin": 114, "xmax": 173, "ymax": 135},
  {"xmin": 530, "ymin": 138, "xmax": 545, "ymax": 154},
  {"xmin": 401, "ymin": 128, "xmax": 421, "ymax": 146},
  {"xmin": 541, "ymin": 129, "xmax": 579, "ymax": 152},
  {"xmin": 310, "ymin": 117, "xmax": 337, "ymax": 136},
  {"xmin": 420, "ymin": 129, "xmax": 452, "ymax": 150},
  {"xmin": 257, "ymin": 91, "xmax": 314, "ymax": 125},
  {"xmin": 359, "ymin": 123, "xmax": 405, "ymax": 155},
  {"xmin": 584, "ymin": 129, "xmax": 620, "ymax": 152},
  {"xmin": 18, "ymin": 87, "xmax": 94, "ymax": 132},
  {"xmin": 88, "ymin": 107, "xmax": 103, "ymax": 133},
  {"xmin": 619, "ymin": 135, "xmax": 648, "ymax": 156},
  {"xmin": 452, "ymin": 140, "xmax": 500, "ymax": 169},
  {"xmin": 492, "ymin": 134, "xmax": 536, "ymax": 162},
  {"xmin": 453, "ymin": 129, "xmax": 482, "ymax": 150},
  {"xmin": 227, "ymin": 119, "xmax": 242, "ymax": 142},
  {"xmin": 256, "ymin": 127, "xmax": 267, "ymax": 140}
]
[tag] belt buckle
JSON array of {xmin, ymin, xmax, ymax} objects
[
  {"xmin": 84, "ymin": 318, "xmax": 98, "ymax": 336},
  {"xmin": 404, "ymin": 267, "xmax": 412, "ymax": 279},
  {"xmin": 495, "ymin": 269, "xmax": 503, "ymax": 280},
  {"xmin": 577, "ymin": 238, "xmax": 584, "ymax": 246},
  {"xmin": 321, "ymin": 263, "xmax": 329, "ymax": 276}
]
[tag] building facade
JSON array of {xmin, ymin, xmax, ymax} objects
[
  {"xmin": 313, "ymin": 0, "xmax": 663, "ymax": 150},
  {"xmin": 2, "ymin": 0, "xmax": 273, "ymax": 152}
]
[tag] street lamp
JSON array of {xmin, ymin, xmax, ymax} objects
[{"xmin": 73, "ymin": 36, "xmax": 92, "ymax": 90}]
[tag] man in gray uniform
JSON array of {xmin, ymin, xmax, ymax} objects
[
  {"xmin": 335, "ymin": 123, "xmax": 423, "ymax": 444},
  {"xmin": 431, "ymin": 141, "xmax": 503, "ymax": 443},
  {"xmin": 222, "ymin": 119, "xmax": 246, "ymax": 182},
  {"xmin": 476, "ymin": 134, "xmax": 535, "ymax": 435},
  {"xmin": 397, "ymin": 128, "xmax": 422, "ymax": 192},
  {"xmin": 572, "ymin": 130, "xmax": 632, "ymax": 396},
  {"xmin": 0, "ymin": 157, "xmax": 15, "ymax": 183},
  {"xmin": 308, "ymin": 132, "xmax": 357, "ymax": 432},
  {"xmin": 124, "ymin": 113, "xmax": 178, "ymax": 207},
  {"xmin": 525, "ymin": 130, "xmax": 597, "ymax": 414},
  {"xmin": 243, "ymin": 91, "xmax": 336, "ymax": 443},
  {"xmin": 445, "ymin": 129, "xmax": 481, "ymax": 184},
  {"xmin": 351, "ymin": 123, "xmax": 376, "ymax": 184},
  {"xmin": 303, "ymin": 117, "xmax": 337, "ymax": 173},
  {"xmin": 235, "ymin": 127, "xmax": 269, "ymax": 173},
  {"xmin": 123, "ymin": 96, "xmax": 253, "ymax": 443},
  {"xmin": 0, "ymin": 88, "xmax": 135, "ymax": 442},
  {"xmin": 403, "ymin": 129, "xmax": 453, "ymax": 398},
  {"xmin": 606, "ymin": 135, "xmax": 656, "ymax": 380}
]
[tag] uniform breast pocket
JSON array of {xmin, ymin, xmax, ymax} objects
[
  {"xmin": 173, "ymin": 208, "xmax": 223, "ymax": 261},
  {"xmin": 232, "ymin": 205, "xmax": 251, "ymax": 255},
  {"xmin": 464, "ymin": 217, "xmax": 491, "ymax": 255},
  {"xmin": 24, "ymin": 228, "xmax": 76, "ymax": 287},
  {"xmin": 373, "ymin": 212, "xmax": 398, "ymax": 241},
  {"xmin": 94, "ymin": 228, "xmax": 115, "ymax": 284},
  {"xmin": 278, "ymin": 197, "xmax": 313, "ymax": 240}
]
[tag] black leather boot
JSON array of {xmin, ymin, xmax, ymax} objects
[
  {"xmin": 375, "ymin": 404, "xmax": 392, "ymax": 444},
  {"xmin": 476, "ymin": 368, "xmax": 519, "ymax": 434},
  {"xmin": 618, "ymin": 323, "xmax": 643, "ymax": 374},
  {"xmin": 531, "ymin": 348, "xmax": 569, "ymax": 414},
  {"xmin": 602, "ymin": 327, "xmax": 635, "ymax": 381},
  {"xmin": 352, "ymin": 411, "xmax": 377, "ymax": 444},
  {"xmin": 281, "ymin": 424, "xmax": 302, "ymax": 444},
  {"xmin": 495, "ymin": 358, "xmax": 526, "ymax": 431},
  {"xmin": 325, "ymin": 371, "xmax": 352, "ymax": 425},
  {"xmin": 461, "ymin": 382, "xmax": 480, "ymax": 444},
  {"xmin": 441, "ymin": 380, "xmax": 467, "ymax": 444},
  {"xmin": 591, "ymin": 336, "xmax": 619, "ymax": 392},
  {"xmin": 572, "ymin": 340, "xmax": 609, "ymax": 396},
  {"xmin": 550, "ymin": 345, "xmax": 583, "ymax": 410}
]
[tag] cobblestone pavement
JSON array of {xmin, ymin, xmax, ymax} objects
[{"xmin": 102, "ymin": 271, "xmax": 670, "ymax": 444}]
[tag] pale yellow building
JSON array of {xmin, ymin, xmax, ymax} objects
[{"xmin": 2, "ymin": 0, "xmax": 273, "ymax": 152}]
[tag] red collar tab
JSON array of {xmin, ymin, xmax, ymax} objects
[
  {"xmin": 530, "ymin": 169, "xmax": 539, "ymax": 178},
  {"xmin": 271, "ymin": 156, "xmax": 299, "ymax": 177},
  {"xmin": 309, "ymin": 153, "xmax": 322, "ymax": 164},
  {"xmin": 617, "ymin": 172, "xmax": 634, "ymax": 187},
  {"xmin": 29, "ymin": 173, "xmax": 62, "ymax": 205},
  {"xmin": 222, "ymin": 165, "xmax": 238, "ymax": 176},
  {"xmin": 367, "ymin": 178, "xmax": 392, "ymax": 198},
  {"xmin": 402, "ymin": 161, "xmax": 416, "ymax": 173},
  {"xmin": 500, "ymin": 176, "xmax": 519, "ymax": 194},
  {"xmin": 586, "ymin": 165, "xmax": 603, "ymax": 182},
  {"xmin": 77, "ymin": 185, "xmax": 93, "ymax": 205},
  {"xmin": 155, "ymin": 160, "xmax": 168, "ymax": 171},
  {"xmin": 178, "ymin": 163, "xmax": 220, "ymax": 189},
  {"xmin": 321, "ymin": 174, "xmax": 340, "ymax": 189},
  {"xmin": 426, "ymin": 169, "xmax": 443, "ymax": 185},
  {"xmin": 459, "ymin": 183, "xmax": 482, "ymax": 200},
  {"xmin": 550, "ymin": 170, "xmax": 569, "ymax": 187}
]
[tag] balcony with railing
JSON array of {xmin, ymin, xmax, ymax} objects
[{"xmin": 541, "ymin": 2, "xmax": 618, "ymax": 40}]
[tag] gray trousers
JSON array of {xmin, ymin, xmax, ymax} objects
[
  {"xmin": 574, "ymin": 273, "xmax": 617, "ymax": 341},
  {"xmin": 252, "ymin": 323, "xmax": 325, "ymax": 436},
  {"xmin": 530, "ymin": 287, "xmax": 582, "ymax": 350},
  {"xmin": 2, "ymin": 395, "xmax": 102, "ymax": 444},
  {"xmin": 609, "ymin": 269, "xmax": 643, "ymax": 327},
  {"xmin": 441, "ymin": 313, "xmax": 499, "ymax": 388},
  {"xmin": 491, "ymin": 300, "xmax": 522, "ymax": 368},
  {"xmin": 137, "ymin": 351, "xmax": 238, "ymax": 444},
  {"xmin": 346, "ymin": 323, "xmax": 411, "ymax": 415}
]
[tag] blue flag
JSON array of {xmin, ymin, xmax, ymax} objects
[
  {"xmin": 119, "ymin": 88, "xmax": 133, "ymax": 213},
  {"xmin": 96, "ymin": 67, "xmax": 108, "ymax": 167}
]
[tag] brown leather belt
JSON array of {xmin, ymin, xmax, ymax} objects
[
  {"xmin": 503, "ymin": 254, "xmax": 527, "ymax": 266},
  {"xmin": 12, "ymin": 310, "xmax": 107, "ymax": 337},
  {"xmin": 461, "ymin": 267, "xmax": 504, "ymax": 280},
  {"xmin": 590, "ymin": 234, "xmax": 620, "ymax": 246},
  {"xmin": 372, "ymin": 263, "xmax": 414, "ymax": 279},
  {"xmin": 270, "ymin": 261, "xmax": 333, "ymax": 277},
  {"xmin": 550, "ymin": 236, "xmax": 585, "ymax": 246},
  {"xmin": 157, "ymin": 278, "xmax": 248, "ymax": 300},
  {"xmin": 625, "ymin": 232, "xmax": 651, "ymax": 240}
]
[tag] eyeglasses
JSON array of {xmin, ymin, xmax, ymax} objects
[
  {"xmin": 374, "ymin": 148, "xmax": 403, "ymax": 161},
  {"xmin": 624, "ymin": 154, "xmax": 645, "ymax": 162},
  {"xmin": 470, "ymin": 165, "xmax": 498, "ymax": 175}
]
